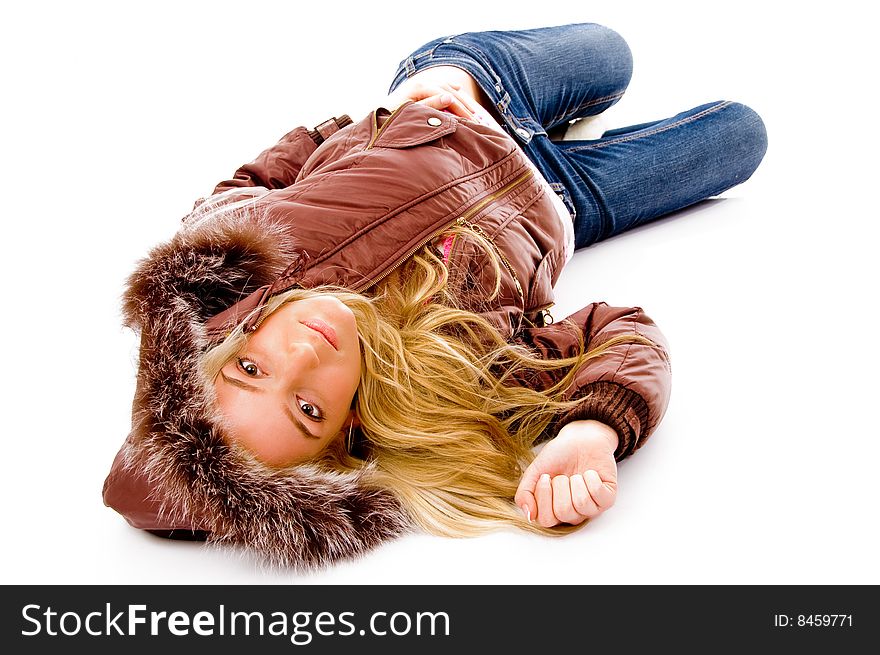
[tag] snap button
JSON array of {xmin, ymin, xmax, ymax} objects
[
  {"xmin": 515, "ymin": 127, "xmax": 530, "ymax": 140},
  {"xmin": 427, "ymin": 116, "xmax": 442, "ymax": 127}
]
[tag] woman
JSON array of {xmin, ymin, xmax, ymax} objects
[{"xmin": 103, "ymin": 23, "xmax": 767, "ymax": 569}]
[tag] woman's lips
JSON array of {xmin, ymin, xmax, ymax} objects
[{"xmin": 300, "ymin": 319, "xmax": 338, "ymax": 351}]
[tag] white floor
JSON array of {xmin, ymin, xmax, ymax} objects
[{"xmin": 3, "ymin": 1, "xmax": 877, "ymax": 584}]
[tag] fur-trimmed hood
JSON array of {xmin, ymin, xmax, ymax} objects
[
  {"xmin": 104, "ymin": 101, "xmax": 574, "ymax": 569},
  {"xmin": 103, "ymin": 209, "xmax": 411, "ymax": 570}
]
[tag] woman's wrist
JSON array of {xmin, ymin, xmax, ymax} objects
[{"xmin": 557, "ymin": 419, "xmax": 620, "ymax": 451}]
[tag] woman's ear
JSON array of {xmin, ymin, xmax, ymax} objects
[{"xmin": 346, "ymin": 411, "xmax": 361, "ymax": 429}]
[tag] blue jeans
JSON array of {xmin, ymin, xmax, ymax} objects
[{"xmin": 388, "ymin": 23, "xmax": 768, "ymax": 249}]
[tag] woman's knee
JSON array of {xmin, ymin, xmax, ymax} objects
[
  {"xmin": 583, "ymin": 23, "xmax": 634, "ymax": 92},
  {"xmin": 723, "ymin": 102, "xmax": 769, "ymax": 179}
]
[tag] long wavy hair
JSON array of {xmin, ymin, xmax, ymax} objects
[{"xmin": 202, "ymin": 226, "xmax": 655, "ymax": 537}]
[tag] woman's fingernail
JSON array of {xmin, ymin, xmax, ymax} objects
[
  {"xmin": 540, "ymin": 474, "xmax": 551, "ymax": 485},
  {"xmin": 440, "ymin": 94, "xmax": 452, "ymax": 104},
  {"xmin": 521, "ymin": 504, "xmax": 531, "ymax": 523}
]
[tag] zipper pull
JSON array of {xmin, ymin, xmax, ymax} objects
[{"xmin": 541, "ymin": 308, "xmax": 554, "ymax": 325}]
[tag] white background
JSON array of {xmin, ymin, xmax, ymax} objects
[{"xmin": 2, "ymin": 0, "xmax": 877, "ymax": 584}]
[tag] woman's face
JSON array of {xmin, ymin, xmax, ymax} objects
[{"xmin": 213, "ymin": 295, "xmax": 362, "ymax": 467}]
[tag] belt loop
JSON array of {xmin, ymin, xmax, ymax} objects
[
  {"xmin": 315, "ymin": 118, "xmax": 338, "ymax": 141},
  {"xmin": 307, "ymin": 115, "xmax": 353, "ymax": 145}
]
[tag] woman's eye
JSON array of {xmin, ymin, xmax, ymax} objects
[
  {"xmin": 237, "ymin": 357, "xmax": 261, "ymax": 377},
  {"xmin": 298, "ymin": 398, "xmax": 324, "ymax": 421}
]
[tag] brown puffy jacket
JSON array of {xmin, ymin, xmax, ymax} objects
[{"xmin": 103, "ymin": 101, "xmax": 672, "ymax": 569}]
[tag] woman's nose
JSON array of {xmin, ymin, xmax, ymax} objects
[{"xmin": 284, "ymin": 340, "xmax": 321, "ymax": 370}]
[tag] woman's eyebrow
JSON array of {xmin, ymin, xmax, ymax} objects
[
  {"xmin": 282, "ymin": 404, "xmax": 321, "ymax": 440},
  {"xmin": 219, "ymin": 371, "xmax": 262, "ymax": 393},
  {"xmin": 220, "ymin": 371, "xmax": 319, "ymax": 440}
]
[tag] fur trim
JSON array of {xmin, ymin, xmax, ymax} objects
[{"xmin": 120, "ymin": 208, "xmax": 411, "ymax": 569}]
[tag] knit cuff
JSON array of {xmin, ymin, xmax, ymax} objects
[
  {"xmin": 557, "ymin": 381, "xmax": 650, "ymax": 461},
  {"xmin": 307, "ymin": 115, "xmax": 354, "ymax": 145}
]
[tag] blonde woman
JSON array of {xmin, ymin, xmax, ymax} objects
[{"xmin": 103, "ymin": 23, "xmax": 766, "ymax": 568}]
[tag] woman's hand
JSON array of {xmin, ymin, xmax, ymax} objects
[
  {"xmin": 384, "ymin": 81, "xmax": 475, "ymax": 119},
  {"xmin": 514, "ymin": 420, "xmax": 620, "ymax": 527},
  {"xmin": 384, "ymin": 65, "xmax": 486, "ymax": 119}
]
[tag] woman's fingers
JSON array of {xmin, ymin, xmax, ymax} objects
[
  {"xmin": 389, "ymin": 80, "xmax": 475, "ymax": 118},
  {"xmin": 518, "ymin": 469, "xmax": 617, "ymax": 527},
  {"xmin": 534, "ymin": 475, "xmax": 590, "ymax": 527},
  {"xmin": 392, "ymin": 80, "xmax": 434, "ymax": 101},
  {"xmin": 570, "ymin": 473, "xmax": 600, "ymax": 518},
  {"xmin": 514, "ymin": 461, "xmax": 543, "ymax": 524},
  {"xmin": 514, "ymin": 488, "xmax": 536, "ymax": 525},
  {"xmin": 552, "ymin": 475, "xmax": 584, "ymax": 525},
  {"xmin": 585, "ymin": 469, "xmax": 617, "ymax": 511},
  {"xmin": 535, "ymin": 474, "xmax": 556, "ymax": 527},
  {"xmin": 535, "ymin": 472, "xmax": 614, "ymax": 526},
  {"xmin": 441, "ymin": 85, "xmax": 483, "ymax": 115},
  {"xmin": 416, "ymin": 92, "xmax": 474, "ymax": 118}
]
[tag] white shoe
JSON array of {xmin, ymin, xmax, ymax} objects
[{"xmin": 559, "ymin": 112, "xmax": 611, "ymax": 141}]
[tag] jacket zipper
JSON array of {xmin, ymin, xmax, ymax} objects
[
  {"xmin": 456, "ymin": 169, "xmax": 532, "ymax": 224},
  {"xmin": 531, "ymin": 303, "xmax": 555, "ymax": 326},
  {"xmin": 248, "ymin": 169, "xmax": 534, "ymax": 332},
  {"xmin": 354, "ymin": 168, "xmax": 533, "ymax": 294},
  {"xmin": 456, "ymin": 217, "xmax": 524, "ymax": 302},
  {"xmin": 454, "ymin": 169, "xmax": 534, "ymax": 306}
]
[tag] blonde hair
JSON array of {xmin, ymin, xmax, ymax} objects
[{"xmin": 202, "ymin": 226, "xmax": 656, "ymax": 537}]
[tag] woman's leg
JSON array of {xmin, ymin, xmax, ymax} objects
[
  {"xmin": 558, "ymin": 101, "xmax": 768, "ymax": 247},
  {"xmin": 388, "ymin": 23, "xmax": 635, "ymax": 245},
  {"xmin": 388, "ymin": 24, "xmax": 767, "ymax": 250},
  {"xmin": 388, "ymin": 23, "xmax": 633, "ymax": 139}
]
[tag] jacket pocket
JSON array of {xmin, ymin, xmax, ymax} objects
[{"xmin": 368, "ymin": 102, "xmax": 458, "ymax": 149}]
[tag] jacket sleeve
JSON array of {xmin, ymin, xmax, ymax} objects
[
  {"xmin": 514, "ymin": 303, "xmax": 672, "ymax": 462},
  {"xmin": 211, "ymin": 115, "xmax": 354, "ymax": 194}
]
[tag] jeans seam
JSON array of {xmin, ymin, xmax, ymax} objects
[
  {"xmin": 446, "ymin": 38, "xmax": 504, "ymax": 86},
  {"xmin": 546, "ymin": 91, "xmax": 625, "ymax": 129},
  {"xmin": 565, "ymin": 101, "xmax": 733, "ymax": 152}
]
